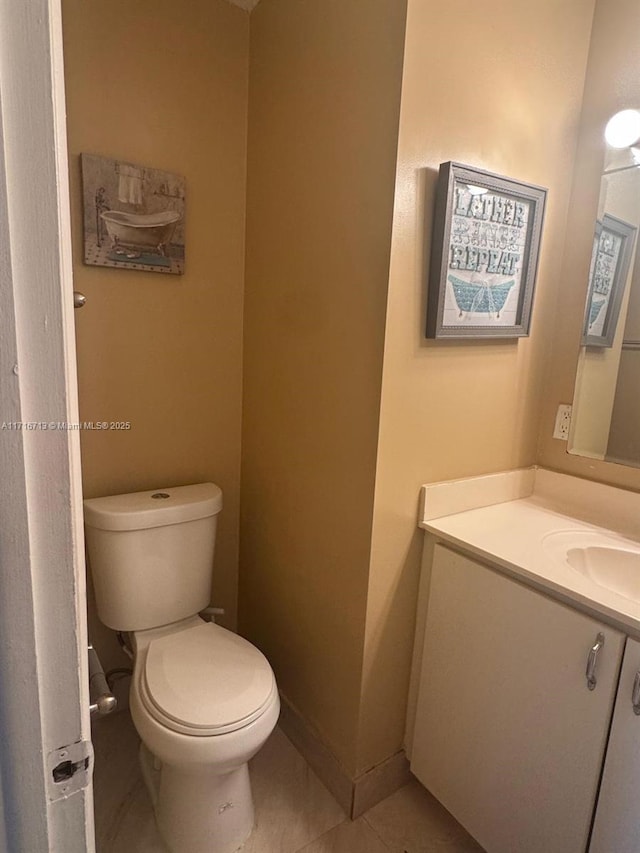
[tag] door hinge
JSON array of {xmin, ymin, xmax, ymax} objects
[{"xmin": 46, "ymin": 739, "xmax": 93, "ymax": 802}]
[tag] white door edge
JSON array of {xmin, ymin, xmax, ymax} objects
[{"xmin": 0, "ymin": 0, "xmax": 94, "ymax": 850}]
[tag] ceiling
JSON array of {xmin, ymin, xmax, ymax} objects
[{"xmin": 225, "ymin": 0, "xmax": 262, "ymax": 10}]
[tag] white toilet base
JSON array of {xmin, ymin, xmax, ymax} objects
[
  {"xmin": 140, "ymin": 746, "xmax": 255, "ymax": 853},
  {"xmin": 139, "ymin": 743, "xmax": 160, "ymax": 808}
]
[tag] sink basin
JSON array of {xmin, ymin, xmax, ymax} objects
[
  {"xmin": 543, "ymin": 530, "xmax": 640, "ymax": 602},
  {"xmin": 566, "ymin": 546, "xmax": 640, "ymax": 601}
]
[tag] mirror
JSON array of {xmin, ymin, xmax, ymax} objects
[
  {"xmin": 570, "ymin": 144, "xmax": 640, "ymax": 466},
  {"xmin": 568, "ymin": 0, "xmax": 640, "ymax": 469}
]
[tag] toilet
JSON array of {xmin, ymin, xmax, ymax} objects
[{"xmin": 83, "ymin": 483, "xmax": 279, "ymax": 853}]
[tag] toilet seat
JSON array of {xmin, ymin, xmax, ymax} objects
[{"xmin": 139, "ymin": 621, "xmax": 277, "ymax": 737}]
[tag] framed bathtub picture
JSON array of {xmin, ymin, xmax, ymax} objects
[
  {"xmin": 582, "ymin": 214, "xmax": 637, "ymax": 348},
  {"xmin": 426, "ymin": 162, "xmax": 547, "ymax": 338},
  {"xmin": 80, "ymin": 153, "xmax": 185, "ymax": 275}
]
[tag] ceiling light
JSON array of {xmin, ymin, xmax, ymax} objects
[{"xmin": 605, "ymin": 109, "xmax": 640, "ymax": 149}]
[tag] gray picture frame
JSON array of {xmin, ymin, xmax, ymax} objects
[
  {"xmin": 582, "ymin": 213, "xmax": 637, "ymax": 348},
  {"xmin": 426, "ymin": 162, "xmax": 547, "ymax": 339}
]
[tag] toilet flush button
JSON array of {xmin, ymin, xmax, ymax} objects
[{"xmin": 151, "ymin": 492, "xmax": 170, "ymax": 499}]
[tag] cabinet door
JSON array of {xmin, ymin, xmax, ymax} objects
[
  {"xmin": 410, "ymin": 544, "xmax": 624, "ymax": 853},
  {"xmin": 590, "ymin": 637, "xmax": 640, "ymax": 852}
]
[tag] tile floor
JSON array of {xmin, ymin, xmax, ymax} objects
[{"xmin": 92, "ymin": 711, "xmax": 484, "ymax": 853}]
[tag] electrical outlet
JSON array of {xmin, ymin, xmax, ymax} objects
[{"xmin": 553, "ymin": 404, "xmax": 572, "ymax": 441}]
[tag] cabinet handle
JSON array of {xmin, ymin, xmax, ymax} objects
[
  {"xmin": 632, "ymin": 672, "xmax": 640, "ymax": 715},
  {"xmin": 586, "ymin": 632, "xmax": 605, "ymax": 691}
]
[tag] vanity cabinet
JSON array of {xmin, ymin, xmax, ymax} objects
[
  {"xmin": 410, "ymin": 544, "xmax": 625, "ymax": 853},
  {"xmin": 590, "ymin": 637, "xmax": 640, "ymax": 853}
]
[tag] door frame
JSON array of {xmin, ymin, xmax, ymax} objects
[{"xmin": 0, "ymin": 0, "xmax": 94, "ymax": 850}]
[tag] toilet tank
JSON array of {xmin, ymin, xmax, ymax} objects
[{"xmin": 84, "ymin": 483, "xmax": 223, "ymax": 632}]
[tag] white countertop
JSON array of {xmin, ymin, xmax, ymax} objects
[{"xmin": 420, "ymin": 471, "xmax": 640, "ymax": 638}]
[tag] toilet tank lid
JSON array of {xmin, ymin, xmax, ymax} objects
[{"xmin": 83, "ymin": 483, "xmax": 222, "ymax": 532}]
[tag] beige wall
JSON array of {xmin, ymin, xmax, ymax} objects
[
  {"xmin": 62, "ymin": 0, "xmax": 249, "ymax": 653},
  {"xmin": 359, "ymin": 0, "xmax": 596, "ymax": 772},
  {"xmin": 240, "ymin": 0, "xmax": 596, "ymax": 779},
  {"xmin": 539, "ymin": 0, "xmax": 640, "ymax": 489},
  {"xmin": 240, "ymin": 0, "xmax": 407, "ymax": 775}
]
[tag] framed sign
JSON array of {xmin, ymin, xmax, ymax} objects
[
  {"xmin": 81, "ymin": 153, "xmax": 185, "ymax": 275},
  {"xmin": 582, "ymin": 213, "xmax": 637, "ymax": 348},
  {"xmin": 426, "ymin": 162, "xmax": 547, "ymax": 339}
]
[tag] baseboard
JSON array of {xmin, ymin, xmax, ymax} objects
[
  {"xmin": 277, "ymin": 692, "xmax": 411, "ymax": 819},
  {"xmin": 277, "ymin": 693, "xmax": 354, "ymax": 814},
  {"xmin": 351, "ymin": 748, "xmax": 412, "ymax": 818}
]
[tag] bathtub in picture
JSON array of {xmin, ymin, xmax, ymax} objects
[
  {"xmin": 81, "ymin": 153, "xmax": 185, "ymax": 275},
  {"xmin": 101, "ymin": 210, "xmax": 181, "ymax": 257}
]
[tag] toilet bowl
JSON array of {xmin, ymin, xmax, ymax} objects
[
  {"xmin": 84, "ymin": 484, "xmax": 279, "ymax": 853},
  {"xmin": 130, "ymin": 617, "xmax": 280, "ymax": 853}
]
